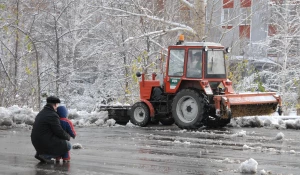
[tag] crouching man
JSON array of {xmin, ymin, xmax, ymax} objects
[{"xmin": 31, "ymin": 96, "xmax": 71, "ymax": 163}]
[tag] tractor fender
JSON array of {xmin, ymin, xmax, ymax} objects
[{"xmin": 140, "ymin": 99, "xmax": 155, "ymax": 117}]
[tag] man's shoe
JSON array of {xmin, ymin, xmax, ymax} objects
[
  {"xmin": 34, "ymin": 152, "xmax": 45, "ymax": 162},
  {"xmin": 37, "ymin": 154, "xmax": 53, "ymax": 164}
]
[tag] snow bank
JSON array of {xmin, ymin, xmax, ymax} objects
[
  {"xmin": 0, "ymin": 105, "xmax": 117, "ymax": 128},
  {"xmin": 0, "ymin": 106, "xmax": 300, "ymax": 130},
  {"xmin": 228, "ymin": 112, "xmax": 300, "ymax": 130},
  {"xmin": 0, "ymin": 105, "xmax": 37, "ymax": 128}
]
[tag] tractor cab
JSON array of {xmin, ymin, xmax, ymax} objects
[{"xmin": 164, "ymin": 35, "xmax": 230, "ymax": 95}]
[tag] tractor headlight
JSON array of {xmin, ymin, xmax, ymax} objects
[
  {"xmin": 136, "ymin": 72, "xmax": 141, "ymax": 77},
  {"xmin": 225, "ymin": 47, "xmax": 231, "ymax": 53}
]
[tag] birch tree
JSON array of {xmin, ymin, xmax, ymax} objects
[
  {"xmin": 264, "ymin": 0, "xmax": 300, "ymax": 113},
  {"xmin": 0, "ymin": 0, "xmax": 41, "ymax": 108}
]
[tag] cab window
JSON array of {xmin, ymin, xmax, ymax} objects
[
  {"xmin": 205, "ymin": 50, "xmax": 226, "ymax": 78},
  {"xmin": 187, "ymin": 49, "xmax": 202, "ymax": 78},
  {"xmin": 168, "ymin": 49, "xmax": 185, "ymax": 76}
]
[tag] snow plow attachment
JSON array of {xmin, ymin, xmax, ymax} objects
[
  {"xmin": 98, "ymin": 105, "xmax": 131, "ymax": 124},
  {"xmin": 213, "ymin": 92, "xmax": 282, "ymax": 119}
]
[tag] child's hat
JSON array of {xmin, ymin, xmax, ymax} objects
[{"xmin": 57, "ymin": 106, "xmax": 68, "ymax": 118}]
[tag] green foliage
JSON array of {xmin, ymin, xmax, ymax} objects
[
  {"xmin": 25, "ymin": 35, "xmax": 30, "ymax": 42},
  {"xmin": 257, "ymin": 82, "xmax": 265, "ymax": 92},
  {"xmin": 3, "ymin": 25, "xmax": 8, "ymax": 33},
  {"xmin": 228, "ymin": 59, "xmax": 248, "ymax": 87},
  {"xmin": 25, "ymin": 67, "xmax": 32, "ymax": 75},
  {"xmin": 0, "ymin": 3, "xmax": 5, "ymax": 10},
  {"xmin": 255, "ymin": 72, "xmax": 265, "ymax": 92},
  {"xmin": 31, "ymin": 88, "xmax": 35, "ymax": 95},
  {"xmin": 131, "ymin": 58, "xmax": 142, "ymax": 84},
  {"xmin": 27, "ymin": 42, "xmax": 32, "ymax": 52}
]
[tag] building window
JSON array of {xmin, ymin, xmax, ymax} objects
[
  {"xmin": 223, "ymin": 0, "xmax": 234, "ymax": 8},
  {"xmin": 240, "ymin": 7, "xmax": 251, "ymax": 25},
  {"xmin": 222, "ymin": 26, "xmax": 233, "ymax": 29},
  {"xmin": 240, "ymin": 0, "xmax": 251, "ymax": 7},
  {"xmin": 239, "ymin": 25, "xmax": 250, "ymax": 39},
  {"xmin": 268, "ymin": 24, "xmax": 276, "ymax": 36},
  {"xmin": 222, "ymin": 8, "xmax": 234, "ymax": 25},
  {"xmin": 157, "ymin": 0, "xmax": 165, "ymax": 11}
]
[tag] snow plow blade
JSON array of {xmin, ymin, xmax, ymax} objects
[
  {"xmin": 98, "ymin": 105, "xmax": 131, "ymax": 124},
  {"xmin": 214, "ymin": 92, "xmax": 282, "ymax": 118}
]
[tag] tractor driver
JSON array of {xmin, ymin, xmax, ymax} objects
[{"xmin": 187, "ymin": 51, "xmax": 202, "ymax": 78}]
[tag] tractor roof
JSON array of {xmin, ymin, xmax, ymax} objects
[{"xmin": 179, "ymin": 42, "xmax": 223, "ymax": 47}]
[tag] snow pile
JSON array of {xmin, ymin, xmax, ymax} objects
[
  {"xmin": 72, "ymin": 143, "xmax": 83, "ymax": 149},
  {"xmin": 0, "ymin": 105, "xmax": 116, "ymax": 128},
  {"xmin": 243, "ymin": 144, "xmax": 250, "ymax": 150},
  {"xmin": 289, "ymin": 150, "xmax": 296, "ymax": 154},
  {"xmin": 222, "ymin": 158, "xmax": 236, "ymax": 163},
  {"xmin": 239, "ymin": 158, "xmax": 258, "ymax": 173},
  {"xmin": 275, "ymin": 132, "xmax": 284, "ymax": 140},
  {"xmin": 232, "ymin": 130, "xmax": 247, "ymax": 137},
  {"xmin": 68, "ymin": 110, "xmax": 116, "ymax": 127},
  {"xmin": 259, "ymin": 169, "xmax": 267, "ymax": 175},
  {"xmin": 229, "ymin": 113, "xmax": 300, "ymax": 130},
  {"xmin": 0, "ymin": 106, "xmax": 37, "ymax": 128},
  {"xmin": 285, "ymin": 119, "xmax": 300, "ymax": 129},
  {"xmin": 126, "ymin": 121, "xmax": 136, "ymax": 127}
]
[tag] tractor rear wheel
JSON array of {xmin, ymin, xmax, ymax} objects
[
  {"xmin": 130, "ymin": 102, "xmax": 150, "ymax": 127},
  {"xmin": 172, "ymin": 89, "xmax": 204, "ymax": 129}
]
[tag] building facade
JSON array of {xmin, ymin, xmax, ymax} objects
[{"xmin": 206, "ymin": 0, "xmax": 300, "ymax": 60}]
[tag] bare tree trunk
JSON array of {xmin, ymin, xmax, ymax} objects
[
  {"xmin": 121, "ymin": 19, "xmax": 129, "ymax": 102},
  {"xmin": 55, "ymin": 18, "xmax": 60, "ymax": 96},
  {"xmin": 193, "ymin": 0, "xmax": 206, "ymax": 40},
  {"xmin": 14, "ymin": 0, "xmax": 20, "ymax": 100},
  {"xmin": 298, "ymin": 84, "xmax": 300, "ymax": 116},
  {"xmin": 34, "ymin": 42, "xmax": 41, "ymax": 110},
  {"xmin": 297, "ymin": 97, "xmax": 300, "ymax": 116}
]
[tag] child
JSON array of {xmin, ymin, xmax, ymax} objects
[{"xmin": 56, "ymin": 106, "xmax": 76, "ymax": 162}]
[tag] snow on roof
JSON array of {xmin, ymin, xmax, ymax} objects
[{"xmin": 180, "ymin": 42, "xmax": 223, "ymax": 47}]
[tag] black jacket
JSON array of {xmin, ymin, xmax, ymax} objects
[{"xmin": 31, "ymin": 104, "xmax": 70, "ymax": 156}]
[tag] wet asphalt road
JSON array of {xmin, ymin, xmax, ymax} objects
[{"xmin": 0, "ymin": 125, "xmax": 300, "ymax": 175}]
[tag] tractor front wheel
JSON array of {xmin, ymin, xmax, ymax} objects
[
  {"xmin": 172, "ymin": 89, "xmax": 204, "ymax": 129},
  {"xmin": 130, "ymin": 102, "xmax": 150, "ymax": 127}
]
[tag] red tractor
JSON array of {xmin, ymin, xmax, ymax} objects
[{"xmin": 102, "ymin": 35, "xmax": 282, "ymax": 129}]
